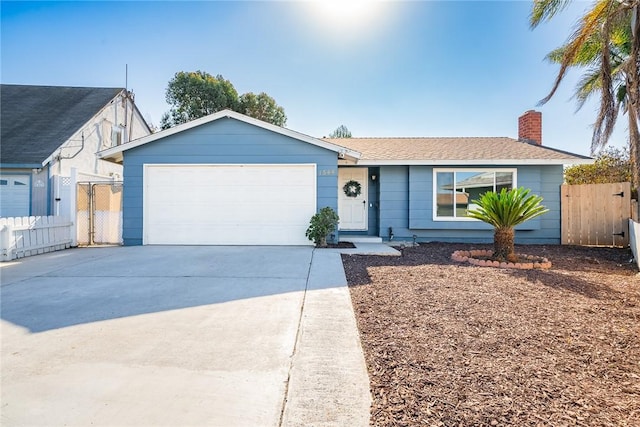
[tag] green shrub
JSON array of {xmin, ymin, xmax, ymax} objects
[
  {"xmin": 467, "ymin": 187, "xmax": 548, "ymax": 261},
  {"xmin": 305, "ymin": 207, "xmax": 339, "ymax": 247}
]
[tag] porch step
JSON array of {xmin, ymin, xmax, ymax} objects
[{"xmin": 339, "ymin": 236, "xmax": 383, "ymax": 243}]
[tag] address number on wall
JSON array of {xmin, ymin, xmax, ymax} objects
[{"xmin": 319, "ymin": 169, "xmax": 337, "ymax": 176}]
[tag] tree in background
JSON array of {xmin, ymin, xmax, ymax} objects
[
  {"xmin": 238, "ymin": 92, "xmax": 286, "ymax": 127},
  {"xmin": 565, "ymin": 146, "xmax": 632, "ymax": 184},
  {"xmin": 329, "ymin": 125, "xmax": 352, "ymax": 138},
  {"xmin": 161, "ymin": 71, "xmax": 237, "ymax": 129},
  {"xmin": 530, "ymin": 0, "xmax": 640, "ymax": 196},
  {"xmin": 161, "ymin": 70, "xmax": 287, "ymax": 129}
]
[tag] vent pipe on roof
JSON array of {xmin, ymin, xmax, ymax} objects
[{"xmin": 518, "ymin": 110, "xmax": 542, "ymax": 145}]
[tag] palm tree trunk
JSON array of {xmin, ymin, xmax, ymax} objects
[
  {"xmin": 629, "ymin": 105, "xmax": 640, "ymax": 199},
  {"xmin": 629, "ymin": 4, "xmax": 640, "ymax": 206},
  {"xmin": 493, "ymin": 227, "xmax": 515, "ymax": 261}
]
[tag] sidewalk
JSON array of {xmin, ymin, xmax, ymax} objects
[{"xmin": 281, "ymin": 249, "xmax": 372, "ymax": 426}]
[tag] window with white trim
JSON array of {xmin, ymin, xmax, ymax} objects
[{"xmin": 433, "ymin": 169, "xmax": 516, "ymax": 220}]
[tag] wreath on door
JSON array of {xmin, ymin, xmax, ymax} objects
[{"xmin": 343, "ymin": 180, "xmax": 362, "ymax": 198}]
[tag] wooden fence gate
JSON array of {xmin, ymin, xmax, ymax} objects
[
  {"xmin": 77, "ymin": 182, "xmax": 123, "ymax": 245},
  {"xmin": 561, "ymin": 182, "xmax": 631, "ymax": 247}
]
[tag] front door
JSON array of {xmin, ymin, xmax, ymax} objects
[{"xmin": 338, "ymin": 168, "xmax": 367, "ymax": 230}]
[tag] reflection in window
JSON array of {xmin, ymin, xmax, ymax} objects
[
  {"xmin": 436, "ymin": 172, "xmax": 454, "ymax": 217},
  {"xmin": 435, "ymin": 170, "xmax": 514, "ymax": 219}
]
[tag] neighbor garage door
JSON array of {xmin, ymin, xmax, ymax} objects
[
  {"xmin": 0, "ymin": 175, "xmax": 30, "ymax": 217},
  {"xmin": 144, "ymin": 164, "xmax": 317, "ymax": 245}
]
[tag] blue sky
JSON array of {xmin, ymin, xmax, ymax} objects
[{"xmin": 1, "ymin": 0, "xmax": 628, "ymax": 156}]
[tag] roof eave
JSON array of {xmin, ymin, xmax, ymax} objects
[
  {"xmin": 0, "ymin": 162, "xmax": 44, "ymax": 169},
  {"xmin": 353, "ymin": 158, "xmax": 594, "ymax": 166},
  {"xmin": 100, "ymin": 152, "xmax": 124, "ymax": 164},
  {"xmin": 98, "ymin": 109, "xmax": 361, "ymax": 161}
]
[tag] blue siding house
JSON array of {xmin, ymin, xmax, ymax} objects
[{"xmin": 99, "ymin": 109, "xmax": 590, "ymax": 246}]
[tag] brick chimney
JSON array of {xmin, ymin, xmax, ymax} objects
[{"xmin": 518, "ymin": 110, "xmax": 542, "ymax": 145}]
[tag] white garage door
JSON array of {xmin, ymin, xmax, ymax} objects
[
  {"xmin": 0, "ymin": 175, "xmax": 30, "ymax": 217},
  {"xmin": 144, "ymin": 164, "xmax": 317, "ymax": 245}
]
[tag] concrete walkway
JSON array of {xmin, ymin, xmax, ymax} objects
[
  {"xmin": 282, "ymin": 250, "xmax": 371, "ymax": 426},
  {"xmin": 331, "ymin": 242, "xmax": 401, "ymax": 256},
  {"xmin": 0, "ymin": 246, "xmax": 371, "ymax": 426}
]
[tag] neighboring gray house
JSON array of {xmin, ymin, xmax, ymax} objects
[
  {"xmin": 0, "ymin": 84, "xmax": 151, "ymax": 217},
  {"xmin": 98, "ymin": 109, "xmax": 591, "ymax": 246}
]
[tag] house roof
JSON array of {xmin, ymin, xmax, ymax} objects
[
  {"xmin": 1, "ymin": 84, "xmax": 124, "ymax": 166},
  {"xmin": 98, "ymin": 109, "xmax": 361, "ymax": 163},
  {"xmin": 326, "ymin": 137, "xmax": 592, "ymax": 165}
]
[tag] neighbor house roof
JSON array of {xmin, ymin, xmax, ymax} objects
[
  {"xmin": 1, "ymin": 84, "xmax": 124, "ymax": 166},
  {"xmin": 99, "ymin": 109, "xmax": 361, "ymax": 163},
  {"xmin": 326, "ymin": 137, "xmax": 592, "ymax": 165}
]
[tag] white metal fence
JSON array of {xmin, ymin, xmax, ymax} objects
[
  {"xmin": 630, "ymin": 219, "xmax": 640, "ymax": 271},
  {"xmin": 0, "ymin": 216, "xmax": 72, "ymax": 262}
]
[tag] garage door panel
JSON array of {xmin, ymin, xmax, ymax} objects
[
  {"xmin": 171, "ymin": 189, "xmax": 310, "ymax": 205},
  {"xmin": 147, "ymin": 199, "xmax": 315, "ymax": 221},
  {"xmin": 144, "ymin": 165, "xmax": 317, "ymax": 245},
  {"xmin": 148, "ymin": 205, "xmax": 314, "ymax": 224},
  {"xmin": 147, "ymin": 224, "xmax": 311, "ymax": 246},
  {"xmin": 0, "ymin": 175, "xmax": 30, "ymax": 217}
]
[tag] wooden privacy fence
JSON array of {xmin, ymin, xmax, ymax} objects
[
  {"xmin": 561, "ymin": 182, "xmax": 631, "ymax": 247},
  {"xmin": 0, "ymin": 216, "xmax": 72, "ymax": 262}
]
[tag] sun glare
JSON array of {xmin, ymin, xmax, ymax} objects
[{"xmin": 311, "ymin": 0, "xmax": 383, "ymax": 28}]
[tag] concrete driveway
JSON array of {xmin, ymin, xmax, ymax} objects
[{"xmin": 0, "ymin": 246, "xmax": 370, "ymax": 426}]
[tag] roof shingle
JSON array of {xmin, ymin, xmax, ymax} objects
[
  {"xmin": 1, "ymin": 84, "xmax": 123, "ymax": 164},
  {"xmin": 325, "ymin": 137, "xmax": 591, "ymax": 165}
]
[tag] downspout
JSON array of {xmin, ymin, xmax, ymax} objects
[
  {"xmin": 53, "ymin": 132, "xmax": 85, "ymax": 215},
  {"xmin": 124, "ymin": 65, "xmax": 129, "ymax": 144},
  {"xmin": 114, "ymin": 96, "xmax": 118, "ymax": 146},
  {"xmin": 129, "ymin": 100, "xmax": 135, "ymax": 142},
  {"xmin": 52, "ymin": 156, "xmax": 61, "ymax": 216},
  {"xmin": 124, "ymin": 92, "xmax": 129, "ymax": 144}
]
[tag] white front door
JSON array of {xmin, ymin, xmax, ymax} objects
[{"xmin": 338, "ymin": 168, "xmax": 367, "ymax": 230}]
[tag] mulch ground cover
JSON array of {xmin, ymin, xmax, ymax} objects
[
  {"xmin": 343, "ymin": 243, "xmax": 640, "ymax": 426},
  {"xmin": 322, "ymin": 241, "xmax": 356, "ymax": 249}
]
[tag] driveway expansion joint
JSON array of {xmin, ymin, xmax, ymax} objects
[{"xmin": 277, "ymin": 249, "xmax": 314, "ymax": 426}]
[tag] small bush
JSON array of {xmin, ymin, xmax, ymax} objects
[{"xmin": 305, "ymin": 207, "xmax": 339, "ymax": 247}]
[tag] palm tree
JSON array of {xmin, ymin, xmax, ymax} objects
[
  {"xmin": 467, "ymin": 188, "xmax": 549, "ymax": 262},
  {"xmin": 530, "ymin": 0, "xmax": 640, "ymax": 198},
  {"xmin": 545, "ymin": 18, "xmax": 630, "ymax": 120}
]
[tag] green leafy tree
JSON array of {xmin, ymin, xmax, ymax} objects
[
  {"xmin": 329, "ymin": 125, "xmax": 352, "ymax": 138},
  {"xmin": 161, "ymin": 71, "xmax": 238, "ymax": 129},
  {"xmin": 530, "ymin": 0, "xmax": 640, "ymax": 200},
  {"xmin": 467, "ymin": 188, "xmax": 549, "ymax": 262},
  {"xmin": 160, "ymin": 71, "xmax": 287, "ymax": 129},
  {"xmin": 305, "ymin": 207, "xmax": 339, "ymax": 247},
  {"xmin": 238, "ymin": 92, "xmax": 287, "ymax": 127},
  {"xmin": 565, "ymin": 146, "xmax": 632, "ymax": 184}
]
